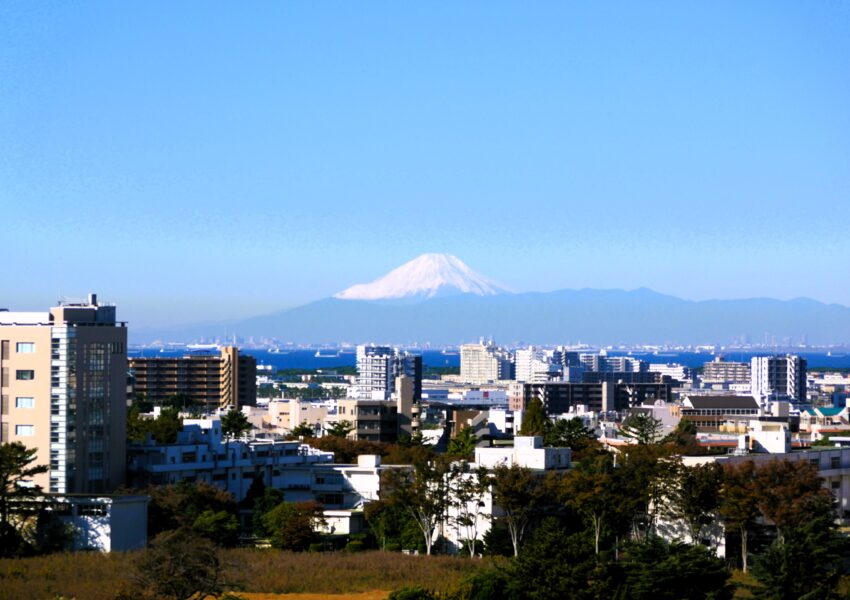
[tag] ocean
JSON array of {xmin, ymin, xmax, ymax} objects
[{"xmin": 128, "ymin": 348, "xmax": 850, "ymax": 370}]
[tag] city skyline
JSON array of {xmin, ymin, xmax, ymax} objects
[{"xmin": 2, "ymin": 2, "xmax": 849, "ymax": 328}]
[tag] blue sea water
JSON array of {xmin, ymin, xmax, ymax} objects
[{"xmin": 128, "ymin": 348, "xmax": 850, "ymax": 370}]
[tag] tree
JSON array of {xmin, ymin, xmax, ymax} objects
[
  {"xmin": 754, "ymin": 459, "xmax": 832, "ymax": 544},
  {"xmin": 561, "ymin": 454, "xmax": 619, "ymax": 555},
  {"xmin": 719, "ymin": 461, "xmax": 760, "ymax": 572},
  {"xmin": 0, "ymin": 442, "xmax": 49, "ymax": 556},
  {"xmin": 290, "ymin": 422, "xmax": 316, "ymax": 438},
  {"xmin": 131, "ymin": 528, "xmax": 237, "ymax": 600},
  {"xmin": 382, "ymin": 460, "xmax": 451, "ymax": 555},
  {"xmin": 192, "ymin": 510, "xmax": 239, "ymax": 547},
  {"xmin": 262, "ymin": 500, "xmax": 325, "ymax": 551},
  {"xmin": 128, "ymin": 407, "xmax": 184, "ymax": 444},
  {"xmin": 146, "ymin": 480, "xmax": 237, "ymax": 539},
  {"xmin": 447, "ymin": 426, "xmax": 477, "ymax": 460},
  {"xmin": 619, "ymin": 412, "xmax": 663, "ymax": 445},
  {"xmin": 751, "ymin": 497, "xmax": 848, "ymax": 600},
  {"xmin": 667, "ymin": 462, "xmax": 723, "ymax": 546},
  {"xmin": 326, "ymin": 420, "xmax": 353, "ymax": 438},
  {"xmin": 619, "ymin": 444, "xmax": 678, "ymax": 542},
  {"xmin": 449, "ymin": 463, "xmax": 490, "ymax": 557},
  {"xmin": 251, "ymin": 487, "xmax": 285, "ymax": 537},
  {"xmin": 543, "ymin": 417, "xmax": 604, "ymax": 463},
  {"xmin": 519, "ymin": 398, "xmax": 548, "ymax": 436},
  {"xmin": 220, "ymin": 409, "xmax": 251, "ymax": 440},
  {"xmin": 490, "ymin": 463, "xmax": 540, "ymax": 557}
]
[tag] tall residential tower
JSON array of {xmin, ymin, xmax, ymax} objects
[{"xmin": 0, "ymin": 294, "xmax": 127, "ymax": 493}]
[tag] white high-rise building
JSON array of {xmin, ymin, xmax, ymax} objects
[
  {"xmin": 751, "ymin": 355, "xmax": 807, "ymax": 402},
  {"xmin": 355, "ymin": 345, "xmax": 421, "ymax": 400},
  {"xmin": 515, "ymin": 347, "xmax": 562, "ymax": 383},
  {"xmin": 460, "ymin": 340, "xmax": 513, "ymax": 384}
]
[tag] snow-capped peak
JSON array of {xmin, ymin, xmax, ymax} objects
[{"xmin": 334, "ymin": 253, "xmax": 508, "ymax": 301}]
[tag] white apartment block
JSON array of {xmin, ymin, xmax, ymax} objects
[
  {"xmin": 460, "ymin": 340, "xmax": 513, "ymax": 384},
  {"xmin": 751, "ymin": 355, "xmax": 807, "ymax": 403}
]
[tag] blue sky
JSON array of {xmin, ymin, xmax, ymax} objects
[{"xmin": 1, "ymin": 2, "xmax": 848, "ymax": 327}]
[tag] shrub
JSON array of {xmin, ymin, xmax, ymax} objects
[
  {"xmin": 308, "ymin": 543, "xmax": 325, "ymax": 553},
  {"xmin": 345, "ymin": 540, "xmax": 365, "ymax": 553},
  {"xmin": 388, "ymin": 586, "xmax": 438, "ymax": 600}
]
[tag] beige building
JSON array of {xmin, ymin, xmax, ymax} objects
[
  {"xmin": 129, "ymin": 346, "xmax": 256, "ymax": 409},
  {"xmin": 460, "ymin": 340, "xmax": 513, "ymax": 385},
  {"xmin": 0, "ymin": 294, "xmax": 127, "ymax": 493}
]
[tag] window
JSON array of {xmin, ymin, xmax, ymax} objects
[
  {"xmin": 15, "ymin": 370, "xmax": 35, "ymax": 381},
  {"xmin": 831, "ymin": 456, "xmax": 841, "ymax": 469},
  {"xmin": 15, "ymin": 397, "xmax": 34, "ymax": 409},
  {"xmin": 16, "ymin": 425, "xmax": 34, "ymax": 436},
  {"xmin": 16, "ymin": 342, "xmax": 35, "ymax": 354}
]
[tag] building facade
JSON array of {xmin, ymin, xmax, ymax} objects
[
  {"xmin": 460, "ymin": 341, "xmax": 513, "ymax": 384},
  {"xmin": 129, "ymin": 346, "xmax": 257, "ymax": 409},
  {"xmin": 509, "ymin": 381, "xmax": 672, "ymax": 414},
  {"xmin": 0, "ymin": 294, "xmax": 127, "ymax": 493},
  {"xmin": 751, "ymin": 355, "xmax": 807, "ymax": 402},
  {"xmin": 354, "ymin": 345, "xmax": 422, "ymax": 401}
]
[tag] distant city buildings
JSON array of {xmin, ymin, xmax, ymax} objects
[
  {"xmin": 129, "ymin": 346, "xmax": 257, "ymax": 409},
  {"xmin": 0, "ymin": 294, "xmax": 127, "ymax": 493},
  {"xmin": 702, "ymin": 356, "xmax": 751, "ymax": 385}
]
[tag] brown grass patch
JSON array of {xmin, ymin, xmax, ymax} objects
[{"xmin": 0, "ymin": 550, "xmax": 492, "ymax": 600}]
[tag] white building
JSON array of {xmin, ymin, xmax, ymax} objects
[
  {"xmin": 460, "ymin": 340, "xmax": 513, "ymax": 385},
  {"xmin": 475, "ymin": 435, "xmax": 571, "ymax": 471},
  {"xmin": 355, "ymin": 345, "xmax": 421, "ymax": 400},
  {"xmin": 751, "ymin": 355, "xmax": 807, "ymax": 403},
  {"xmin": 127, "ymin": 417, "xmax": 334, "ymax": 502}
]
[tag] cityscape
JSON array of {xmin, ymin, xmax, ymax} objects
[{"xmin": 3, "ymin": 3, "xmax": 850, "ymax": 600}]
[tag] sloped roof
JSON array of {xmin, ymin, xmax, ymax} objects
[{"xmin": 816, "ymin": 407, "xmax": 846, "ymax": 417}]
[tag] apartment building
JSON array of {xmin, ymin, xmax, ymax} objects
[
  {"xmin": 129, "ymin": 346, "xmax": 257, "ymax": 409},
  {"xmin": 509, "ymin": 381, "xmax": 672, "ymax": 414},
  {"xmin": 0, "ymin": 294, "xmax": 127, "ymax": 493},
  {"xmin": 460, "ymin": 340, "xmax": 513, "ymax": 384},
  {"xmin": 354, "ymin": 345, "xmax": 422, "ymax": 401},
  {"xmin": 701, "ymin": 357, "xmax": 751, "ymax": 384},
  {"xmin": 751, "ymin": 355, "xmax": 807, "ymax": 402}
]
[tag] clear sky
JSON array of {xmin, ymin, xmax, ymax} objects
[{"xmin": 1, "ymin": 2, "xmax": 848, "ymax": 328}]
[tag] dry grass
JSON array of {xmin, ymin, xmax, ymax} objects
[
  {"xmin": 240, "ymin": 593, "xmax": 388, "ymax": 600},
  {"xmin": 0, "ymin": 550, "xmax": 492, "ymax": 600}
]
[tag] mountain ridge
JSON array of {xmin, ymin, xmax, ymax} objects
[{"xmin": 131, "ymin": 287, "xmax": 850, "ymax": 346}]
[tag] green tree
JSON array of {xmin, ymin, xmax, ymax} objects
[
  {"xmin": 326, "ymin": 420, "xmax": 353, "ymax": 438},
  {"xmin": 262, "ymin": 500, "xmax": 325, "ymax": 551},
  {"xmin": 561, "ymin": 454, "xmax": 619, "ymax": 555},
  {"xmin": 0, "ymin": 442, "xmax": 49, "ymax": 556},
  {"xmin": 543, "ymin": 417, "xmax": 603, "ymax": 463},
  {"xmin": 131, "ymin": 528, "xmax": 238, "ymax": 600},
  {"xmin": 619, "ymin": 444, "xmax": 678, "ymax": 542},
  {"xmin": 382, "ymin": 459, "xmax": 451, "ymax": 555},
  {"xmin": 751, "ymin": 498, "xmax": 848, "ymax": 600},
  {"xmin": 447, "ymin": 426, "xmax": 478, "ymax": 460},
  {"xmin": 290, "ymin": 422, "xmax": 316, "ymax": 438},
  {"xmin": 146, "ymin": 480, "xmax": 237, "ymax": 539},
  {"xmin": 619, "ymin": 411, "xmax": 663, "ymax": 445},
  {"xmin": 192, "ymin": 510, "xmax": 239, "ymax": 547},
  {"xmin": 220, "ymin": 409, "xmax": 251, "ymax": 440},
  {"xmin": 251, "ymin": 487, "xmax": 285, "ymax": 537},
  {"xmin": 667, "ymin": 462, "xmax": 723, "ymax": 545},
  {"xmin": 719, "ymin": 461, "xmax": 760, "ymax": 572},
  {"xmin": 619, "ymin": 537, "xmax": 734, "ymax": 600},
  {"xmin": 449, "ymin": 463, "xmax": 490, "ymax": 557},
  {"xmin": 519, "ymin": 398, "xmax": 548, "ymax": 436},
  {"xmin": 491, "ymin": 463, "xmax": 541, "ymax": 557}
]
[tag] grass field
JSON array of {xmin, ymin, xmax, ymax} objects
[{"xmin": 0, "ymin": 550, "xmax": 493, "ymax": 600}]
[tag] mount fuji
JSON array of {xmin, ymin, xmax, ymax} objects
[
  {"xmin": 133, "ymin": 254, "xmax": 850, "ymax": 345},
  {"xmin": 334, "ymin": 253, "xmax": 508, "ymax": 301}
]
